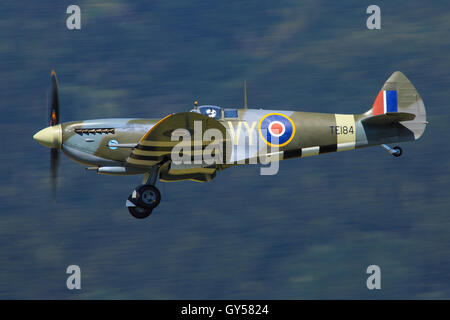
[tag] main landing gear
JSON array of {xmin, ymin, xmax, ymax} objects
[
  {"xmin": 381, "ymin": 144, "xmax": 403, "ymax": 157},
  {"xmin": 126, "ymin": 166, "xmax": 162, "ymax": 219}
]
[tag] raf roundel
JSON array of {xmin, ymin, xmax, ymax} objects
[{"xmin": 258, "ymin": 113, "xmax": 296, "ymax": 147}]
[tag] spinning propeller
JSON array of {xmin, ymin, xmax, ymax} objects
[
  {"xmin": 49, "ymin": 71, "xmax": 60, "ymax": 198},
  {"xmin": 33, "ymin": 70, "xmax": 62, "ymax": 199}
]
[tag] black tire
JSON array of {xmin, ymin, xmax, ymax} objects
[
  {"xmin": 393, "ymin": 146, "xmax": 402, "ymax": 157},
  {"xmin": 128, "ymin": 206, "xmax": 153, "ymax": 219},
  {"xmin": 136, "ymin": 185, "xmax": 161, "ymax": 209}
]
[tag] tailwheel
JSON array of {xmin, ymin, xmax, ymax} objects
[
  {"xmin": 381, "ymin": 144, "xmax": 403, "ymax": 157},
  {"xmin": 136, "ymin": 184, "xmax": 161, "ymax": 209},
  {"xmin": 128, "ymin": 206, "xmax": 153, "ymax": 219},
  {"xmin": 392, "ymin": 146, "xmax": 402, "ymax": 157}
]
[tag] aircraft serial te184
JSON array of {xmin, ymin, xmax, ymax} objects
[{"xmin": 34, "ymin": 71, "xmax": 427, "ymax": 219}]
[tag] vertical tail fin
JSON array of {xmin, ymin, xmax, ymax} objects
[{"xmin": 365, "ymin": 71, "xmax": 427, "ymax": 140}]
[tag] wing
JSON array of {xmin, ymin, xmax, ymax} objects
[{"xmin": 126, "ymin": 112, "xmax": 229, "ymax": 169}]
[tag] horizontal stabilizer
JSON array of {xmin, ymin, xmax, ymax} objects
[{"xmin": 362, "ymin": 112, "xmax": 416, "ymax": 125}]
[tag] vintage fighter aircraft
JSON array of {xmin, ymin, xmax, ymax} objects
[{"xmin": 34, "ymin": 71, "xmax": 427, "ymax": 219}]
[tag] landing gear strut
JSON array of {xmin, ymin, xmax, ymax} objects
[
  {"xmin": 381, "ymin": 144, "xmax": 402, "ymax": 157},
  {"xmin": 126, "ymin": 166, "xmax": 162, "ymax": 219}
]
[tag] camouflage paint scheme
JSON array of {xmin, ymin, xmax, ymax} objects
[{"xmin": 40, "ymin": 71, "xmax": 427, "ymax": 183}]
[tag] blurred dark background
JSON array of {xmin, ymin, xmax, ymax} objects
[{"xmin": 0, "ymin": 0, "xmax": 449, "ymax": 299}]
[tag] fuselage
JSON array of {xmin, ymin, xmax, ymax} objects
[{"xmin": 36, "ymin": 106, "xmax": 415, "ymax": 173}]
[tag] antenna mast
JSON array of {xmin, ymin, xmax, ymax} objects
[{"xmin": 244, "ymin": 80, "xmax": 248, "ymax": 109}]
